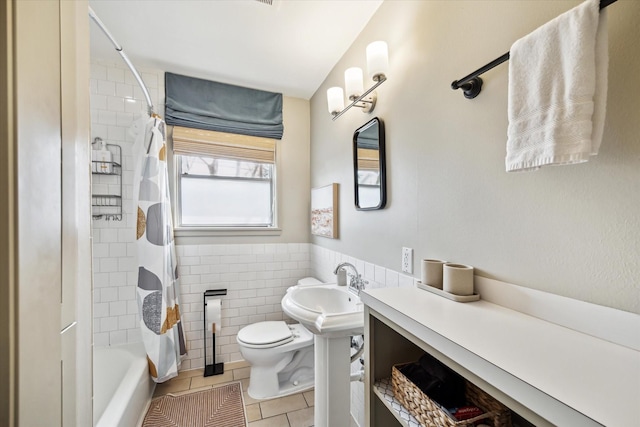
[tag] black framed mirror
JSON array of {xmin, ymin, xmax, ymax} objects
[{"xmin": 353, "ymin": 117, "xmax": 386, "ymax": 210}]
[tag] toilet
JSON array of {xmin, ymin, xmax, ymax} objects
[{"xmin": 237, "ymin": 277, "xmax": 321, "ymax": 399}]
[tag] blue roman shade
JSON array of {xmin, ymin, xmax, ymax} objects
[
  {"xmin": 165, "ymin": 72, "xmax": 283, "ymax": 140},
  {"xmin": 357, "ymin": 125, "xmax": 379, "ymax": 150}
]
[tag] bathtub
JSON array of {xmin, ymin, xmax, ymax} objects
[{"xmin": 94, "ymin": 342, "xmax": 155, "ymax": 427}]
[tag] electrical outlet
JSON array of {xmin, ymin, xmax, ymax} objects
[{"xmin": 402, "ymin": 247, "xmax": 413, "ymax": 274}]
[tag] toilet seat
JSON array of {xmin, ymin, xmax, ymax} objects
[{"xmin": 237, "ymin": 321, "xmax": 294, "ymax": 349}]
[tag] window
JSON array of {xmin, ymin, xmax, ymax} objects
[{"xmin": 172, "ymin": 126, "xmax": 276, "ymax": 228}]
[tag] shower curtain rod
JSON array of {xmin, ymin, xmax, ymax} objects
[
  {"xmin": 88, "ymin": 6, "xmax": 155, "ymax": 116},
  {"xmin": 451, "ymin": 0, "xmax": 617, "ymax": 97}
]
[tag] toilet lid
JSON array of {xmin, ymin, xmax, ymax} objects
[{"xmin": 237, "ymin": 321, "xmax": 294, "ymax": 347}]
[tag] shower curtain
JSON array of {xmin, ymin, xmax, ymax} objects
[{"xmin": 135, "ymin": 116, "xmax": 186, "ymax": 383}]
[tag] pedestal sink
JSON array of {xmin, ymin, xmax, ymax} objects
[
  {"xmin": 282, "ymin": 285, "xmax": 363, "ymax": 337},
  {"xmin": 282, "ymin": 284, "xmax": 364, "ymax": 427}
]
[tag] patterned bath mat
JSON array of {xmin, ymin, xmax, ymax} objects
[{"xmin": 143, "ymin": 381, "xmax": 247, "ymax": 427}]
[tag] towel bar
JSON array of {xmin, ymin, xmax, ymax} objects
[{"xmin": 451, "ymin": 0, "xmax": 617, "ymax": 98}]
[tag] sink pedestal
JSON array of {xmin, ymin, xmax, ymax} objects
[
  {"xmin": 280, "ymin": 283, "xmax": 364, "ymax": 426},
  {"xmin": 314, "ymin": 334, "xmax": 351, "ymax": 427}
]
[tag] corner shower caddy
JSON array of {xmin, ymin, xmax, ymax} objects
[{"xmin": 91, "ymin": 141, "xmax": 122, "ymax": 221}]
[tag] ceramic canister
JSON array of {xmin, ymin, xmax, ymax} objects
[
  {"xmin": 421, "ymin": 259, "xmax": 446, "ymax": 289},
  {"xmin": 443, "ymin": 263, "xmax": 474, "ymax": 296}
]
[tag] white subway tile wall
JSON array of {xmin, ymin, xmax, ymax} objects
[
  {"xmin": 310, "ymin": 245, "xmax": 415, "ymax": 291},
  {"xmin": 175, "ymin": 243, "xmax": 312, "ymax": 370},
  {"xmin": 91, "ymin": 60, "xmax": 164, "ymax": 348}
]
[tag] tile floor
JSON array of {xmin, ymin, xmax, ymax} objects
[{"xmin": 152, "ymin": 361, "xmax": 357, "ymax": 427}]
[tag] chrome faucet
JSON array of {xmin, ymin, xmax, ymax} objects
[{"xmin": 333, "ymin": 262, "xmax": 368, "ymax": 294}]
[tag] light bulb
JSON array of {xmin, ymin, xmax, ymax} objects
[
  {"xmin": 327, "ymin": 87, "xmax": 345, "ymax": 115},
  {"xmin": 344, "ymin": 67, "xmax": 364, "ymax": 101},
  {"xmin": 366, "ymin": 41, "xmax": 388, "ymax": 81}
]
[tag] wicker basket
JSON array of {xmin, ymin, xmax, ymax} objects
[{"xmin": 392, "ymin": 363, "xmax": 511, "ymax": 427}]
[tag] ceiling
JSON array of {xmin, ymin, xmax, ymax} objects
[{"xmin": 89, "ymin": 0, "xmax": 383, "ymax": 100}]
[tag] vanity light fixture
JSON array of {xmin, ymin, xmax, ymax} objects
[{"xmin": 327, "ymin": 41, "xmax": 388, "ymax": 121}]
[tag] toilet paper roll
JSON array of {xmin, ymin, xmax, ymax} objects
[
  {"xmin": 443, "ymin": 263, "xmax": 474, "ymax": 296},
  {"xmin": 421, "ymin": 259, "xmax": 446, "ymax": 289},
  {"xmin": 206, "ymin": 298, "xmax": 222, "ymax": 334}
]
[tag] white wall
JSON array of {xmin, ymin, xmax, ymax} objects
[
  {"xmin": 310, "ymin": 0, "xmax": 640, "ymax": 315},
  {"xmin": 61, "ymin": 1, "xmax": 93, "ymax": 425},
  {"xmin": 3, "ymin": 1, "xmax": 91, "ymax": 424},
  {"xmin": 14, "ymin": 2, "xmax": 63, "ymax": 423},
  {"xmin": 89, "ymin": 61, "xmax": 313, "ymax": 368}
]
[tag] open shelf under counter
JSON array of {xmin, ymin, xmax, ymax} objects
[
  {"xmin": 372, "ymin": 378, "xmax": 422, "ymax": 427},
  {"xmin": 361, "ymin": 282, "xmax": 640, "ymax": 427}
]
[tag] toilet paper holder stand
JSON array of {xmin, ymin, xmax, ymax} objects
[{"xmin": 203, "ymin": 289, "xmax": 227, "ymax": 377}]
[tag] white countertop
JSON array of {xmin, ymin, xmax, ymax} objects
[{"xmin": 361, "ymin": 286, "xmax": 640, "ymax": 427}]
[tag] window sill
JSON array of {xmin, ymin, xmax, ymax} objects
[{"xmin": 174, "ymin": 226, "xmax": 282, "ymax": 238}]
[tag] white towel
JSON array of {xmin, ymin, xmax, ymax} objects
[{"xmin": 506, "ymin": 0, "xmax": 608, "ymax": 172}]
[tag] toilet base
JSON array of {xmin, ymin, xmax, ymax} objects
[
  {"xmin": 246, "ymin": 345, "xmax": 315, "ymax": 400},
  {"xmin": 247, "ymin": 376, "xmax": 314, "ymax": 400}
]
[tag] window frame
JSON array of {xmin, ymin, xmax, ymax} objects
[{"xmin": 169, "ymin": 127, "xmax": 281, "ymax": 238}]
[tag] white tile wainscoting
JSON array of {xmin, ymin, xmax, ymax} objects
[
  {"xmin": 174, "ymin": 243, "xmax": 313, "ymax": 370},
  {"xmin": 93, "ymin": 240, "xmax": 313, "ymax": 370},
  {"xmin": 93, "ymin": 242, "xmax": 417, "ymax": 371}
]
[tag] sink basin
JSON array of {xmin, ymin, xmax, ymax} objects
[{"xmin": 281, "ymin": 284, "xmax": 364, "ymax": 337}]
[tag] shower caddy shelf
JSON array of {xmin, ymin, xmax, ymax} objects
[{"xmin": 92, "ymin": 142, "xmax": 123, "ymax": 221}]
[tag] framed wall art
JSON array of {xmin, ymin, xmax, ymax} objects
[{"xmin": 311, "ymin": 183, "xmax": 338, "ymax": 239}]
